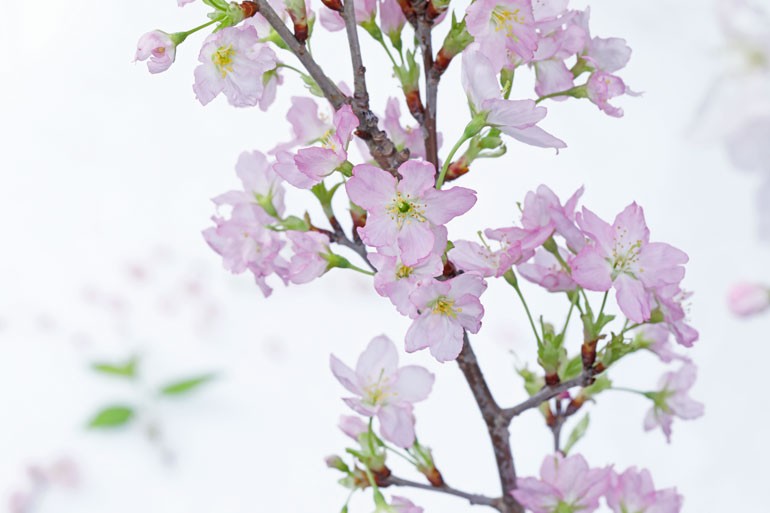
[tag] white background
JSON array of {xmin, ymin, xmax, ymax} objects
[{"xmin": 1, "ymin": 0, "xmax": 768, "ymax": 512}]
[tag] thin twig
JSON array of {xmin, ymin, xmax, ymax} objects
[
  {"xmin": 328, "ymin": 216, "xmax": 376, "ymax": 272},
  {"xmin": 502, "ymin": 370, "xmax": 599, "ymax": 422},
  {"xmin": 414, "ymin": 10, "xmax": 439, "ymax": 169},
  {"xmin": 456, "ymin": 332, "xmax": 523, "ymax": 513},
  {"xmin": 383, "ymin": 475, "xmax": 501, "ymax": 509},
  {"xmin": 254, "ymin": 0, "xmax": 407, "ymax": 173}
]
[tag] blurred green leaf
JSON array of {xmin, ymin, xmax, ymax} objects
[
  {"xmin": 159, "ymin": 374, "xmax": 217, "ymax": 396},
  {"xmin": 563, "ymin": 414, "xmax": 590, "ymax": 454},
  {"xmin": 91, "ymin": 356, "xmax": 138, "ymax": 378},
  {"xmin": 88, "ymin": 405, "xmax": 134, "ymax": 428}
]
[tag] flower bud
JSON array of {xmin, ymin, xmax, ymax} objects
[{"xmin": 727, "ymin": 282, "xmax": 770, "ymax": 317}]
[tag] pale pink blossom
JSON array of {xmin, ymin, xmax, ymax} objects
[
  {"xmin": 273, "ymin": 105, "xmax": 358, "ymax": 187},
  {"xmin": 518, "ymin": 248, "xmax": 576, "ymax": 291},
  {"xmin": 465, "ymin": 0, "xmax": 538, "ymax": 70},
  {"xmin": 330, "ymin": 336, "xmax": 434, "ymax": 447},
  {"xmin": 379, "ymin": 0, "xmax": 406, "ymax": 39},
  {"xmin": 519, "ymin": 185, "xmax": 585, "ymax": 251},
  {"xmin": 571, "ymin": 204, "xmax": 688, "ymax": 323},
  {"xmin": 644, "ymin": 363, "xmax": 704, "ymax": 443},
  {"xmin": 448, "ymin": 231, "xmax": 534, "ymax": 278},
  {"xmin": 193, "ymin": 26, "xmax": 278, "ymax": 107},
  {"xmin": 390, "ymin": 496, "xmax": 423, "ymax": 513},
  {"xmin": 532, "ymin": 11, "xmax": 587, "ymax": 97},
  {"xmin": 135, "ymin": 30, "xmax": 177, "ymax": 74},
  {"xmin": 339, "ymin": 415, "xmax": 368, "ymax": 440},
  {"xmin": 653, "ymin": 285, "xmax": 699, "ymax": 347},
  {"xmin": 286, "ymin": 231, "xmax": 331, "ymax": 284},
  {"xmin": 272, "ymin": 96, "xmax": 333, "ymax": 153},
  {"xmin": 513, "ymin": 453, "xmax": 612, "ymax": 513},
  {"xmin": 320, "ymin": 0, "xmax": 377, "ymax": 31},
  {"xmin": 203, "ymin": 204, "xmax": 288, "ymax": 296},
  {"xmin": 607, "ymin": 467, "xmax": 683, "ymax": 513},
  {"xmin": 383, "ymin": 98, "xmax": 428, "ymax": 160},
  {"xmin": 586, "ymin": 71, "xmax": 635, "ymax": 118},
  {"xmin": 462, "ymin": 49, "xmax": 566, "ymax": 149},
  {"xmin": 405, "ymin": 273, "xmax": 487, "ymax": 362},
  {"xmin": 212, "ymin": 150, "xmax": 286, "ymax": 221},
  {"xmin": 635, "ymin": 325, "xmax": 688, "ymax": 364},
  {"xmin": 727, "ymin": 282, "xmax": 770, "ymax": 317},
  {"xmin": 346, "ymin": 160, "xmax": 477, "ymax": 266},
  {"xmin": 370, "ymin": 228, "xmax": 446, "ymax": 317}
]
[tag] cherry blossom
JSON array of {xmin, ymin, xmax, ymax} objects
[
  {"xmin": 607, "ymin": 467, "xmax": 683, "ymax": 513},
  {"xmin": 286, "ymin": 231, "xmax": 332, "ymax": 284},
  {"xmin": 330, "ymin": 336, "xmax": 434, "ymax": 447},
  {"xmin": 465, "ymin": 0, "xmax": 538, "ymax": 70},
  {"xmin": 135, "ymin": 31, "xmax": 177, "ymax": 74},
  {"xmin": 644, "ymin": 363, "xmax": 704, "ymax": 443},
  {"xmin": 727, "ymin": 282, "xmax": 770, "ymax": 317}
]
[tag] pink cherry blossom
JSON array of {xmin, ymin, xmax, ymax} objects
[
  {"xmin": 462, "ymin": 49, "xmax": 566, "ymax": 149},
  {"xmin": 727, "ymin": 282, "xmax": 770, "ymax": 317},
  {"xmin": 652, "ymin": 285, "xmax": 699, "ymax": 347},
  {"xmin": 339, "ymin": 415, "xmax": 368, "ymax": 440},
  {"xmin": 532, "ymin": 11, "xmax": 587, "ymax": 97},
  {"xmin": 519, "ymin": 185, "xmax": 585, "ymax": 251},
  {"xmin": 135, "ymin": 30, "xmax": 177, "ymax": 74},
  {"xmin": 272, "ymin": 96, "xmax": 333, "ymax": 153},
  {"xmin": 570, "ymin": 203, "xmax": 689, "ymax": 323},
  {"xmin": 405, "ymin": 273, "xmax": 487, "ymax": 362},
  {"xmin": 379, "ymin": 0, "xmax": 406, "ymax": 39},
  {"xmin": 607, "ymin": 467, "xmax": 683, "ymax": 513},
  {"xmin": 212, "ymin": 150, "xmax": 286, "ymax": 221},
  {"xmin": 193, "ymin": 26, "xmax": 278, "ymax": 107},
  {"xmin": 518, "ymin": 248, "xmax": 576, "ymax": 292},
  {"xmin": 383, "ymin": 98, "xmax": 428, "ymax": 160},
  {"xmin": 203, "ymin": 204, "xmax": 288, "ymax": 296},
  {"xmin": 291, "ymin": 104, "xmax": 358, "ymax": 185},
  {"xmin": 286, "ymin": 231, "xmax": 331, "ymax": 284},
  {"xmin": 635, "ymin": 325, "xmax": 688, "ymax": 364},
  {"xmin": 370, "ymin": 227, "xmax": 446, "ymax": 317},
  {"xmin": 513, "ymin": 453, "xmax": 612, "ymax": 513},
  {"xmin": 330, "ymin": 335, "xmax": 434, "ymax": 447},
  {"xmin": 644, "ymin": 363, "xmax": 704, "ymax": 443},
  {"xmin": 320, "ymin": 0, "xmax": 377, "ymax": 31},
  {"xmin": 448, "ymin": 231, "xmax": 534, "ymax": 278},
  {"xmin": 390, "ymin": 496, "xmax": 423, "ymax": 513},
  {"xmin": 346, "ymin": 160, "xmax": 477, "ymax": 266},
  {"xmin": 586, "ymin": 71, "xmax": 635, "ymax": 118},
  {"xmin": 465, "ymin": 0, "xmax": 538, "ymax": 70}
]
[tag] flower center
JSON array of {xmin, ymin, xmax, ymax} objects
[
  {"xmin": 610, "ymin": 227, "xmax": 643, "ymax": 278},
  {"xmin": 395, "ymin": 264, "xmax": 413, "ymax": 279},
  {"xmin": 212, "ymin": 45, "xmax": 236, "ymax": 78},
  {"xmin": 431, "ymin": 296, "xmax": 460, "ymax": 318},
  {"xmin": 385, "ymin": 192, "xmax": 427, "ymax": 228},
  {"xmin": 319, "ymin": 128, "xmax": 339, "ymax": 151},
  {"xmin": 362, "ymin": 370, "xmax": 393, "ymax": 407},
  {"xmin": 491, "ymin": 6, "xmax": 524, "ymax": 38}
]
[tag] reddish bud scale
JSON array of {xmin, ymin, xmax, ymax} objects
[
  {"xmin": 290, "ymin": 15, "xmax": 309, "ymax": 43},
  {"xmin": 425, "ymin": 467, "xmax": 445, "ymax": 487},
  {"xmin": 442, "ymin": 259, "xmax": 458, "ymax": 279},
  {"xmin": 426, "ymin": 1, "xmax": 446, "ymax": 21},
  {"xmin": 321, "ymin": 0, "xmax": 344, "ymax": 11},
  {"xmin": 396, "ymin": 0, "xmax": 416, "ymax": 21},
  {"xmin": 373, "ymin": 466, "xmax": 392, "ymax": 486},
  {"xmin": 405, "ymin": 89, "xmax": 425, "ymax": 119},
  {"xmin": 240, "ymin": 1, "xmax": 259, "ymax": 18},
  {"xmin": 445, "ymin": 156, "xmax": 469, "ymax": 182},
  {"xmin": 545, "ymin": 406, "xmax": 556, "ymax": 427},
  {"xmin": 581, "ymin": 337, "xmax": 602, "ymax": 370},
  {"xmin": 433, "ymin": 47, "xmax": 454, "ymax": 77},
  {"xmin": 565, "ymin": 395, "xmax": 585, "ymax": 416},
  {"xmin": 545, "ymin": 372, "xmax": 560, "ymax": 386},
  {"xmin": 350, "ymin": 210, "xmax": 367, "ymax": 231}
]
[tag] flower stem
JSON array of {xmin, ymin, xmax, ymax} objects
[{"xmin": 436, "ymin": 133, "xmax": 470, "ymax": 189}]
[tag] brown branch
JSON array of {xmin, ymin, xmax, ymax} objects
[
  {"xmin": 414, "ymin": 10, "xmax": 439, "ymax": 169},
  {"xmin": 456, "ymin": 333, "xmax": 523, "ymax": 513},
  {"xmin": 253, "ymin": 0, "xmax": 407, "ymax": 173},
  {"xmin": 383, "ymin": 475, "xmax": 501, "ymax": 509},
  {"xmin": 328, "ymin": 215, "xmax": 376, "ymax": 272},
  {"xmin": 501, "ymin": 369, "xmax": 599, "ymax": 422}
]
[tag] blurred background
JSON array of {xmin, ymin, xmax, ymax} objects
[{"xmin": 1, "ymin": 0, "xmax": 768, "ymax": 511}]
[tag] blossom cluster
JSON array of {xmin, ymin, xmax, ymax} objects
[{"xmin": 136, "ymin": 1, "xmax": 701, "ymax": 512}]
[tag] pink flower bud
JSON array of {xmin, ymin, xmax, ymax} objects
[{"xmin": 728, "ymin": 282, "xmax": 770, "ymax": 317}]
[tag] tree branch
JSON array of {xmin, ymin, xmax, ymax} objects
[
  {"xmin": 414, "ymin": 11, "xmax": 439, "ymax": 169},
  {"xmin": 254, "ymin": 0, "xmax": 407, "ymax": 173},
  {"xmin": 383, "ymin": 475, "xmax": 501, "ymax": 509},
  {"xmin": 501, "ymin": 370, "xmax": 599, "ymax": 422},
  {"xmin": 456, "ymin": 332, "xmax": 523, "ymax": 513}
]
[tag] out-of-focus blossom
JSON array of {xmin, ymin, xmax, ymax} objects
[
  {"xmin": 405, "ymin": 273, "xmax": 487, "ymax": 362},
  {"xmin": 513, "ymin": 453, "xmax": 612, "ymax": 513},
  {"xmin": 644, "ymin": 363, "xmax": 704, "ymax": 443},
  {"xmin": 213, "ymin": 150, "xmax": 286, "ymax": 220},
  {"xmin": 727, "ymin": 282, "xmax": 770, "ymax": 317},
  {"xmin": 193, "ymin": 26, "xmax": 278, "ymax": 107},
  {"xmin": 286, "ymin": 231, "xmax": 331, "ymax": 284},
  {"xmin": 330, "ymin": 335, "xmax": 434, "ymax": 447}
]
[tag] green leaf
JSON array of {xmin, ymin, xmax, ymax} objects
[
  {"xmin": 91, "ymin": 356, "xmax": 138, "ymax": 379},
  {"xmin": 563, "ymin": 414, "xmax": 590, "ymax": 454},
  {"xmin": 88, "ymin": 405, "xmax": 134, "ymax": 428},
  {"xmin": 159, "ymin": 374, "xmax": 217, "ymax": 396}
]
